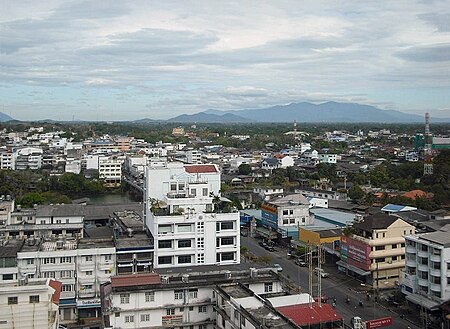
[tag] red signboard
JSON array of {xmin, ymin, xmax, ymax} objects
[
  {"xmin": 341, "ymin": 236, "xmax": 372, "ymax": 271},
  {"xmin": 366, "ymin": 316, "xmax": 393, "ymax": 329}
]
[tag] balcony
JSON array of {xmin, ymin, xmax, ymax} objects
[
  {"xmin": 78, "ymin": 289, "xmax": 96, "ymax": 298},
  {"xmin": 430, "ymin": 254, "xmax": 441, "ymax": 262},
  {"xmin": 417, "ymin": 250, "xmax": 429, "ymax": 258},
  {"xmin": 430, "ymin": 283, "xmax": 441, "ymax": 292},
  {"xmin": 406, "ymin": 245, "xmax": 417, "ymax": 254},
  {"xmin": 417, "ymin": 263, "xmax": 429, "ymax": 272},
  {"xmin": 405, "ymin": 258, "xmax": 416, "ymax": 267},
  {"xmin": 418, "ymin": 278, "xmax": 429, "ymax": 287},
  {"xmin": 430, "ymin": 268, "xmax": 441, "ymax": 277},
  {"xmin": 78, "ymin": 262, "xmax": 95, "ymax": 271}
]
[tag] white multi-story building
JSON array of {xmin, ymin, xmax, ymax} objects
[
  {"xmin": 402, "ymin": 224, "xmax": 450, "ymax": 311},
  {"xmin": 85, "ymin": 154, "xmax": 123, "ymax": 187},
  {"xmin": 319, "ymin": 153, "xmax": 337, "ymax": 164},
  {"xmin": 101, "ymin": 267, "xmax": 283, "ymax": 329},
  {"xmin": 144, "ymin": 162, "xmax": 221, "ymax": 202},
  {"xmin": 186, "ymin": 149, "xmax": 202, "ymax": 164},
  {"xmin": 261, "ymin": 194, "xmax": 312, "ymax": 228},
  {"xmin": 12, "ymin": 147, "xmax": 43, "ymax": 170},
  {"xmin": 144, "ymin": 161, "xmax": 239, "ymax": 268},
  {"xmin": 0, "ymin": 149, "xmax": 13, "ymax": 169},
  {"xmin": 0, "ymin": 278, "xmax": 61, "ymax": 329},
  {"xmin": 17, "ymin": 237, "xmax": 116, "ymax": 323}
]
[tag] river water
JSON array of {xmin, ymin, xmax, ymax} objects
[{"xmin": 88, "ymin": 192, "xmax": 139, "ymax": 204}]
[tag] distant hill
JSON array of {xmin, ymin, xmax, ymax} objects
[
  {"xmin": 133, "ymin": 118, "xmax": 159, "ymax": 123},
  {"xmin": 167, "ymin": 112, "xmax": 251, "ymax": 123},
  {"xmin": 0, "ymin": 112, "xmax": 14, "ymax": 122},
  {"xmin": 201, "ymin": 101, "xmax": 450, "ymax": 123}
]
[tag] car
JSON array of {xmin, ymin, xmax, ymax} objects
[
  {"xmin": 259, "ymin": 241, "xmax": 268, "ymax": 248},
  {"xmin": 265, "ymin": 245, "xmax": 276, "ymax": 252},
  {"xmin": 314, "ymin": 268, "xmax": 329, "ymax": 278},
  {"xmin": 295, "ymin": 258, "xmax": 307, "ymax": 267},
  {"xmin": 240, "ymin": 230, "xmax": 248, "ymax": 237},
  {"xmin": 273, "ymin": 263, "xmax": 283, "ymax": 272}
]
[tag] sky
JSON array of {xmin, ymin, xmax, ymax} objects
[{"xmin": 1, "ymin": 0, "xmax": 450, "ymax": 121}]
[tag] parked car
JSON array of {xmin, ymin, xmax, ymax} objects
[
  {"xmin": 259, "ymin": 241, "xmax": 268, "ymax": 248},
  {"xmin": 273, "ymin": 263, "xmax": 283, "ymax": 272},
  {"xmin": 295, "ymin": 258, "xmax": 307, "ymax": 267},
  {"xmin": 265, "ymin": 245, "xmax": 276, "ymax": 252},
  {"xmin": 314, "ymin": 268, "xmax": 329, "ymax": 278}
]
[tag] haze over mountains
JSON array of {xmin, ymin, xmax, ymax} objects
[{"xmin": 2, "ymin": 102, "xmax": 449, "ymax": 123}]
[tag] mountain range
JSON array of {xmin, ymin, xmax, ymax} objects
[
  {"xmin": 169, "ymin": 101, "xmax": 450, "ymax": 123},
  {"xmin": 2, "ymin": 102, "xmax": 449, "ymax": 123}
]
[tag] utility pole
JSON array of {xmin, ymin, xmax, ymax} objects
[{"xmin": 424, "ymin": 112, "xmax": 433, "ymax": 175}]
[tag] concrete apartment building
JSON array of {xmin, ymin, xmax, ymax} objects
[
  {"xmin": 261, "ymin": 194, "xmax": 312, "ymax": 229},
  {"xmin": 0, "ymin": 278, "xmax": 61, "ymax": 329},
  {"xmin": 402, "ymin": 224, "xmax": 450, "ymax": 311},
  {"xmin": 144, "ymin": 162, "xmax": 239, "ymax": 268},
  {"xmin": 339, "ymin": 213, "xmax": 415, "ymax": 288},
  {"xmin": 101, "ymin": 266, "xmax": 283, "ymax": 329}
]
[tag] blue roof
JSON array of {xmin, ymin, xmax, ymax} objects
[
  {"xmin": 381, "ymin": 203, "xmax": 417, "ymax": 212},
  {"xmin": 310, "ymin": 208, "xmax": 355, "ymax": 227}
]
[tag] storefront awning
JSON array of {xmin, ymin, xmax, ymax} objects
[
  {"xmin": 256, "ymin": 227, "xmax": 278, "ymax": 239},
  {"xmin": 336, "ymin": 260, "xmax": 371, "ymax": 276},
  {"xmin": 406, "ymin": 293, "xmax": 441, "ymax": 311}
]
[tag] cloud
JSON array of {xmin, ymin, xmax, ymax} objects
[{"xmin": 1, "ymin": 0, "xmax": 450, "ymax": 120}]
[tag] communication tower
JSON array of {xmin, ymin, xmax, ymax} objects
[{"xmin": 423, "ymin": 112, "xmax": 433, "ymax": 175}]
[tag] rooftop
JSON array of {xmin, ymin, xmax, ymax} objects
[
  {"xmin": 184, "ymin": 164, "xmax": 218, "ymax": 174},
  {"xmin": 417, "ymin": 224, "xmax": 450, "ymax": 247},
  {"xmin": 277, "ymin": 302, "xmax": 342, "ymax": 326},
  {"xmin": 353, "ymin": 213, "xmax": 401, "ymax": 232},
  {"xmin": 111, "ymin": 273, "xmax": 161, "ymax": 288},
  {"xmin": 270, "ymin": 194, "xmax": 309, "ymax": 207}
]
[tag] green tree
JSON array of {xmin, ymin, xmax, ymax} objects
[
  {"xmin": 238, "ymin": 163, "xmax": 252, "ymax": 175},
  {"xmin": 348, "ymin": 185, "xmax": 365, "ymax": 203}
]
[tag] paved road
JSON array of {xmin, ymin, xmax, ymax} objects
[{"xmin": 241, "ymin": 235, "xmax": 419, "ymax": 329}]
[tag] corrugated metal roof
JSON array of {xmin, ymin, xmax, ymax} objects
[
  {"xmin": 184, "ymin": 164, "xmax": 218, "ymax": 173},
  {"xmin": 111, "ymin": 273, "xmax": 161, "ymax": 288},
  {"xmin": 277, "ymin": 302, "xmax": 342, "ymax": 326}
]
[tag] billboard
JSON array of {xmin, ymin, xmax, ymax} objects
[
  {"xmin": 366, "ymin": 317, "xmax": 392, "ymax": 329},
  {"xmin": 261, "ymin": 204, "xmax": 278, "ymax": 229},
  {"xmin": 341, "ymin": 236, "xmax": 371, "ymax": 271}
]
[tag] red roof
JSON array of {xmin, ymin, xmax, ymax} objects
[
  {"xmin": 277, "ymin": 302, "xmax": 342, "ymax": 326},
  {"xmin": 111, "ymin": 273, "xmax": 161, "ymax": 288},
  {"xmin": 403, "ymin": 189, "xmax": 430, "ymax": 200},
  {"xmin": 184, "ymin": 164, "xmax": 218, "ymax": 174},
  {"xmin": 49, "ymin": 279, "xmax": 62, "ymax": 305}
]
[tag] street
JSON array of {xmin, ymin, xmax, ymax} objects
[{"xmin": 241, "ymin": 235, "xmax": 419, "ymax": 329}]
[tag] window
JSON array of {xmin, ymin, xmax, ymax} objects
[
  {"xmin": 421, "ymin": 245, "xmax": 428, "ymax": 252},
  {"xmin": 120, "ymin": 293, "xmax": 130, "ymax": 304},
  {"xmin": 203, "ymin": 188, "xmax": 208, "ymax": 196},
  {"xmin": 125, "ymin": 315, "xmax": 134, "ymax": 323},
  {"xmin": 85, "ymin": 255, "xmax": 93, "ymax": 262},
  {"xmin": 158, "ymin": 240, "xmax": 172, "ymax": 249},
  {"xmin": 83, "ymin": 284, "xmax": 93, "ymax": 290},
  {"xmin": 189, "ymin": 289, "xmax": 198, "ymax": 299},
  {"xmin": 217, "ymin": 221, "xmax": 234, "ymax": 231},
  {"xmin": 3, "ymin": 274, "xmax": 13, "ymax": 280},
  {"xmin": 290, "ymin": 218, "xmax": 295, "ymax": 224},
  {"xmin": 178, "ymin": 240, "xmax": 192, "ymax": 248},
  {"xmin": 171, "ymin": 183, "xmax": 177, "ymax": 191},
  {"xmin": 190, "ymin": 188, "xmax": 196, "ymax": 196},
  {"xmin": 283, "ymin": 210, "xmax": 288, "ymax": 215},
  {"xmin": 141, "ymin": 314, "xmax": 150, "ymax": 322},
  {"xmin": 26, "ymin": 258, "xmax": 34, "ymax": 265},
  {"xmin": 158, "ymin": 224, "xmax": 172, "ymax": 234},
  {"xmin": 264, "ymin": 283, "xmax": 273, "ymax": 292},
  {"xmin": 167, "ymin": 308, "xmax": 175, "ymax": 315},
  {"xmin": 392, "ymin": 244, "xmax": 398, "ymax": 249},
  {"xmin": 189, "ymin": 306, "xmax": 194, "ymax": 311},
  {"xmin": 42, "ymin": 271, "xmax": 55, "ymax": 278},
  {"xmin": 375, "ymin": 258, "xmax": 385, "ymax": 263},
  {"xmin": 283, "ymin": 219, "xmax": 288, "ymax": 225},
  {"xmin": 177, "ymin": 224, "xmax": 192, "ymax": 233},
  {"xmin": 8, "ymin": 297, "xmax": 18, "ymax": 305},
  {"xmin": 85, "ymin": 271, "xmax": 93, "ymax": 276},
  {"xmin": 375, "ymin": 246, "xmax": 385, "ymax": 251},
  {"xmin": 145, "ymin": 291, "xmax": 155, "ymax": 302},
  {"xmin": 221, "ymin": 237, "xmax": 234, "ymax": 246},
  {"xmin": 174, "ymin": 290, "xmax": 184, "ymax": 300},
  {"xmin": 221, "ymin": 252, "xmax": 235, "ymax": 261},
  {"xmin": 198, "ymin": 306, "xmax": 207, "ymax": 313},
  {"xmin": 197, "ymin": 253, "xmax": 204, "ymax": 264},
  {"xmin": 105, "ymin": 254, "xmax": 112, "ymax": 261},
  {"xmin": 289, "ymin": 209, "xmax": 293, "ymax": 215},
  {"xmin": 178, "ymin": 255, "xmax": 191, "ymax": 264},
  {"xmin": 62, "ymin": 285, "xmax": 73, "ymax": 292},
  {"xmin": 197, "ymin": 238, "xmax": 204, "ymax": 249},
  {"xmin": 60, "ymin": 257, "xmax": 71, "ymax": 263},
  {"xmin": 29, "ymin": 295, "xmax": 39, "ymax": 303},
  {"xmin": 158, "ymin": 256, "xmax": 172, "ymax": 265},
  {"xmin": 60, "ymin": 270, "xmax": 71, "ymax": 278},
  {"xmin": 43, "ymin": 258, "xmax": 55, "ymax": 264}
]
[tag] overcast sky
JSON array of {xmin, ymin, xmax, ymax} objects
[{"xmin": 1, "ymin": 0, "xmax": 450, "ymax": 121}]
